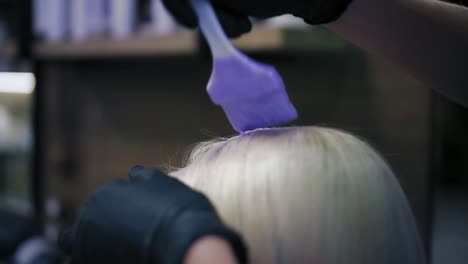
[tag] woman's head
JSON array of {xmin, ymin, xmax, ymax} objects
[{"xmin": 172, "ymin": 126, "xmax": 425, "ymax": 264}]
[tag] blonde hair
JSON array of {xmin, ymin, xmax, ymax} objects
[{"xmin": 172, "ymin": 126, "xmax": 425, "ymax": 264}]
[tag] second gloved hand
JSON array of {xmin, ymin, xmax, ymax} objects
[
  {"xmin": 163, "ymin": 0, "xmax": 353, "ymax": 37},
  {"xmin": 59, "ymin": 166, "xmax": 247, "ymax": 264}
]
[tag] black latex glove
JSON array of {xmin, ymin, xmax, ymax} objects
[
  {"xmin": 163, "ymin": 0, "xmax": 353, "ymax": 37},
  {"xmin": 59, "ymin": 166, "xmax": 247, "ymax": 264}
]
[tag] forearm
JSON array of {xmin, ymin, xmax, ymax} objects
[
  {"xmin": 327, "ymin": 0, "xmax": 468, "ymax": 107},
  {"xmin": 184, "ymin": 236, "xmax": 239, "ymax": 264}
]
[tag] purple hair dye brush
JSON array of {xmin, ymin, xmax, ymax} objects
[{"xmin": 190, "ymin": 0, "xmax": 298, "ymax": 133}]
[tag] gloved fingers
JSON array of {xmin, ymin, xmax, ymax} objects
[
  {"xmin": 162, "ymin": 0, "xmax": 198, "ymax": 28},
  {"xmin": 161, "ymin": 0, "xmax": 252, "ymax": 38},
  {"xmin": 128, "ymin": 165, "xmax": 167, "ymax": 182},
  {"xmin": 128, "ymin": 166, "xmax": 198, "ymax": 194},
  {"xmin": 214, "ymin": 8, "xmax": 252, "ymax": 38}
]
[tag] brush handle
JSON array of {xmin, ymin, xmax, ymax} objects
[{"xmin": 190, "ymin": 0, "xmax": 239, "ymax": 58}]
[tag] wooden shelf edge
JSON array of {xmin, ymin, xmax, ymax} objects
[
  {"xmin": 33, "ymin": 28, "xmax": 285, "ymax": 58},
  {"xmin": 34, "ymin": 32, "xmax": 198, "ymax": 58},
  {"xmin": 33, "ymin": 26, "xmax": 349, "ymax": 59},
  {"xmin": 233, "ymin": 26, "xmax": 285, "ymax": 51},
  {"xmin": 0, "ymin": 41, "xmax": 17, "ymax": 57}
]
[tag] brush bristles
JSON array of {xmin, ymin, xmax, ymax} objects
[{"xmin": 221, "ymin": 91, "xmax": 298, "ymax": 132}]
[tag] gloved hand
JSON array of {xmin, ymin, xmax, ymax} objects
[
  {"xmin": 59, "ymin": 166, "xmax": 247, "ymax": 264},
  {"xmin": 163, "ymin": 0, "xmax": 353, "ymax": 37}
]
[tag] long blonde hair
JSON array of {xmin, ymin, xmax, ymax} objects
[{"xmin": 172, "ymin": 126, "xmax": 425, "ymax": 264}]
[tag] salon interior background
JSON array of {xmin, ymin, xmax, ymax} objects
[{"xmin": 0, "ymin": 0, "xmax": 467, "ymax": 263}]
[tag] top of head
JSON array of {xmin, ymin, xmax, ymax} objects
[{"xmin": 172, "ymin": 126, "xmax": 425, "ymax": 264}]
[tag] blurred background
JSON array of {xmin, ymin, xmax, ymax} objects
[{"xmin": 0, "ymin": 0, "xmax": 467, "ymax": 263}]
